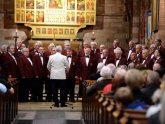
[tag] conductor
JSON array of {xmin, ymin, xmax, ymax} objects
[{"xmin": 47, "ymin": 45, "xmax": 69, "ymax": 107}]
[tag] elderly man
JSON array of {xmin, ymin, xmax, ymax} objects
[
  {"xmin": 78, "ymin": 40, "xmax": 90, "ymax": 58},
  {"xmin": 114, "ymin": 47, "xmax": 127, "ymax": 67},
  {"xmin": 141, "ymin": 49, "xmax": 154, "ymax": 70},
  {"xmin": 109, "ymin": 39, "xmax": 125, "ymax": 59},
  {"xmin": 43, "ymin": 43, "xmax": 55, "ymax": 101},
  {"xmin": 90, "ymin": 41, "xmax": 100, "ymax": 56},
  {"xmin": 17, "ymin": 48, "xmax": 34, "ymax": 102},
  {"xmin": 98, "ymin": 49, "xmax": 112, "ymax": 65},
  {"xmin": 62, "ymin": 40, "xmax": 77, "ymax": 56},
  {"xmin": 2, "ymin": 45, "xmax": 18, "ymax": 78},
  {"xmin": 135, "ymin": 44, "xmax": 142, "ymax": 63},
  {"xmin": 78, "ymin": 47, "xmax": 97, "ymax": 97},
  {"xmin": 47, "ymin": 45, "xmax": 69, "ymax": 107},
  {"xmin": 125, "ymin": 40, "xmax": 136, "ymax": 63},
  {"xmin": 33, "ymin": 47, "xmax": 46, "ymax": 102}
]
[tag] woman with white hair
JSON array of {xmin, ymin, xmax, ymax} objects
[
  {"xmin": 86, "ymin": 66, "xmax": 112, "ymax": 96},
  {"xmin": 90, "ymin": 62, "xmax": 104, "ymax": 80}
]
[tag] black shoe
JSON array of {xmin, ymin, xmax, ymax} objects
[
  {"xmin": 61, "ymin": 104, "xmax": 67, "ymax": 107},
  {"xmin": 54, "ymin": 104, "xmax": 59, "ymax": 107},
  {"xmin": 69, "ymin": 99, "xmax": 75, "ymax": 103}
]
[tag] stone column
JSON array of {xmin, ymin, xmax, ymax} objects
[
  {"xmin": 158, "ymin": 0, "xmax": 165, "ymax": 46},
  {"xmin": 132, "ymin": 0, "xmax": 140, "ymax": 43}
]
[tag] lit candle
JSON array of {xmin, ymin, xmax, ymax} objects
[
  {"xmin": 16, "ymin": 29, "xmax": 18, "ymax": 36},
  {"xmin": 92, "ymin": 31, "xmax": 95, "ymax": 37},
  {"xmin": 31, "ymin": 30, "xmax": 33, "ymax": 36}
]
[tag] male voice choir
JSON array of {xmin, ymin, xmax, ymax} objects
[{"xmin": 0, "ymin": 39, "xmax": 165, "ymax": 105}]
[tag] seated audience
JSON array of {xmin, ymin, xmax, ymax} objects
[
  {"xmin": 0, "ymin": 78, "xmax": 14, "ymax": 94},
  {"xmin": 86, "ymin": 66, "xmax": 112, "ymax": 96},
  {"xmin": 146, "ymin": 89, "xmax": 162, "ymax": 121},
  {"xmin": 0, "ymin": 83, "xmax": 7, "ymax": 94},
  {"xmin": 90, "ymin": 62, "xmax": 104, "ymax": 80},
  {"xmin": 125, "ymin": 69, "xmax": 149, "ymax": 104},
  {"xmin": 115, "ymin": 87, "xmax": 146, "ymax": 110},
  {"xmin": 141, "ymin": 71, "xmax": 160, "ymax": 104}
]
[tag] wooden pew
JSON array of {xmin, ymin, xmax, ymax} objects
[
  {"xmin": 120, "ymin": 109, "xmax": 147, "ymax": 124},
  {"xmin": 0, "ymin": 79, "xmax": 18, "ymax": 124},
  {"xmin": 82, "ymin": 80, "xmax": 96, "ymax": 124}
]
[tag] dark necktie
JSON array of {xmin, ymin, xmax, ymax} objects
[{"xmin": 86, "ymin": 55, "xmax": 89, "ymax": 58}]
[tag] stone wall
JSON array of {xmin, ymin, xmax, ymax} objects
[
  {"xmin": 82, "ymin": 0, "xmax": 129, "ymax": 48},
  {"xmin": 159, "ymin": 0, "xmax": 165, "ymax": 45}
]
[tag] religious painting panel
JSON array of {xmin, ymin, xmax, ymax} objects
[
  {"xmin": 36, "ymin": 11, "xmax": 44, "ymax": 22},
  {"xmin": 21, "ymin": 0, "xmax": 25, "ymax": 8},
  {"xmin": 42, "ymin": 28, "xmax": 46, "ymax": 34},
  {"xmin": 26, "ymin": 10, "xmax": 34, "ymax": 22},
  {"xmin": 77, "ymin": 0, "xmax": 85, "ymax": 10},
  {"xmin": 67, "ymin": 0, "xmax": 75, "ymax": 10},
  {"xmin": 48, "ymin": 28, "xmax": 53, "ymax": 34},
  {"xmin": 21, "ymin": 10, "xmax": 25, "ymax": 22},
  {"xmin": 16, "ymin": 0, "xmax": 21, "ymax": 8},
  {"xmin": 77, "ymin": 12, "xmax": 85, "ymax": 24},
  {"xmin": 49, "ymin": 0, "xmax": 64, "ymax": 9},
  {"xmin": 67, "ymin": 12, "xmax": 75, "ymax": 22},
  {"xmin": 26, "ymin": 0, "xmax": 34, "ymax": 9},
  {"xmin": 36, "ymin": 0, "xmax": 45, "ymax": 9}
]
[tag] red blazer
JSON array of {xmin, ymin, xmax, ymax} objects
[
  {"xmin": 136, "ymin": 52, "xmax": 142, "ymax": 63},
  {"xmin": 141, "ymin": 57, "xmax": 154, "ymax": 70},
  {"xmin": 109, "ymin": 47, "xmax": 125, "ymax": 58},
  {"xmin": 127, "ymin": 59, "xmax": 140, "ymax": 66},
  {"xmin": 114, "ymin": 57, "xmax": 127, "ymax": 67},
  {"xmin": 2, "ymin": 52, "xmax": 18, "ymax": 78},
  {"xmin": 99, "ymin": 56, "xmax": 113, "ymax": 65},
  {"xmin": 43, "ymin": 51, "xmax": 51, "ymax": 77},
  {"xmin": 90, "ymin": 48, "xmax": 100, "ymax": 57},
  {"xmin": 32, "ymin": 54, "xmax": 47, "ymax": 78},
  {"xmin": 154, "ymin": 57, "xmax": 165, "ymax": 68},
  {"xmin": 125, "ymin": 48, "xmax": 136, "ymax": 62},
  {"xmin": 17, "ymin": 55, "xmax": 34, "ymax": 78},
  {"xmin": 79, "ymin": 56, "xmax": 97, "ymax": 80},
  {"xmin": 29, "ymin": 50, "xmax": 39, "ymax": 60},
  {"xmin": 67, "ymin": 56, "xmax": 79, "ymax": 79}
]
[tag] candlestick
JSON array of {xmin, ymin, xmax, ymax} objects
[{"xmin": 16, "ymin": 29, "xmax": 18, "ymax": 37}]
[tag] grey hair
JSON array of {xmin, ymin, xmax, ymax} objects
[
  {"xmin": 152, "ymin": 89, "xmax": 163, "ymax": 104},
  {"xmin": 114, "ymin": 47, "xmax": 122, "ymax": 54},
  {"xmin": 64, "ymin": 40, "xmax": 70, "ymax": 45},
  {"xmin": 115, "ymin": 68, "xmax": 126, "ymax": 79},
  {"xmin": 97, "ymin": 62, "xmax": 105, "ymax": 72},
  {"xmin": 36, "ymin": 41, "xmax": 43, "ymax": 46},
  {"xmin": 100, "ymin": 66, "xmax": 112, "ymax": 79},
  {"xmin": 125, "ymin": 69, "xmax": 143, "ymax": 89},
  {"xmin": 55, "ymin": 45, "xmax": 62, "ymax": 52},
  {"xmin": 136, "ymin": 44, "xmax": 142, "ymax": 48},
  {"xmin": 147, "ymin": 71, "xmax": 160, "ymax": 84},
  {"xmin": 128, "ymin": 63, "xmax": 135, "ymax": 69},
  {"xmin": 48, "ymin": 43, "xmax": 55, "ymax": 50},
  {"xmin": 106, "ymin": 63, "xmax": 116, "ymax": 77},
  {"xmin": 22, "ymin": 47, "xmax": 29, "ymax": 52}
]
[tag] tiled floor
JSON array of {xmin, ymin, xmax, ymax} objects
[
  {"xmin": 16, "ymin": 111, "xmax": 83, "ymax": 124},
  {"xmin": 16, "ymin": 101, "xmax": 83, "ymax": 124}
]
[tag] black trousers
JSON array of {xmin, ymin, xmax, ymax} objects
[
  {"xmin": 50, "ymin": 79, "xmax": 66, "ymax": 105},
  {"xmin": 18, "ymin": 78, "xmax": 33, "ymax": 102},
  {"xmin": 45, "ymin": 78, "xmax": 53, "ymax": 101},
  {"xmin": 66, "ymin": 77, "xmax": 75, "ymax": 100},
  {"xmin": 31, "ymin": 78, "xmax": 44, "ymax": 101}
]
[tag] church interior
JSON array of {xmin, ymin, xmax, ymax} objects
[{"xmin": 1, "ymin": 0, "xmax": 165, "ymax": 124}]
